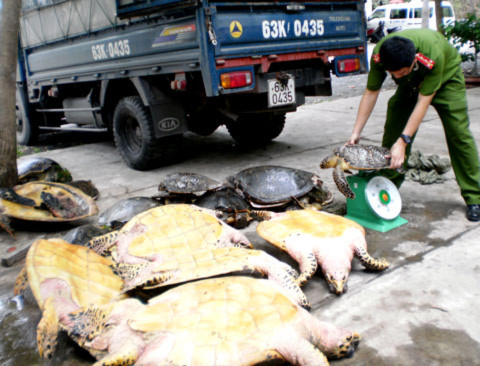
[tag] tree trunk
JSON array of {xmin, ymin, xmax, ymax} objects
[
  {"xmin": 0, "ymin": 1, "xmax": 21, "ymax": 187},
  {"xmin": 421, "ymin": 0, "xmax": 429, "ymax": 29},
  {"xmin": 434, "ymin": 0, "xmax": 443, "ymax": 31}
]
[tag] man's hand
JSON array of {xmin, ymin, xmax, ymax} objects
[
  {"xmin": 346, "ymin": 133, "xmax": 360, "ymax": 145},
  {"xmin": 387, "ymin": 139, "xmax": 407, "ymax": 169}
]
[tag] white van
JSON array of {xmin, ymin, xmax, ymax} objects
[{"xmin": 367, "ymin": 1, "xmax": 455, "ymax": 33}]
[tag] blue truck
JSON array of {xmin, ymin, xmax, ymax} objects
[{"xmin": 17, "ymin": 0, "xmax": 367, "ymax": 170}]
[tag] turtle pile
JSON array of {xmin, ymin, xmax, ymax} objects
[
  {"xmin": 6, "ymin": 155, "xmax": 398, "ymax": 365},
  {"xmin": 13, "ymin": 204, "xmax": 364, "ymax": 365}
]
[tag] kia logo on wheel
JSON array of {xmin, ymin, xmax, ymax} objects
[{"xmin": 158, "ymin": 118, "xmax": 180, "ymax": 131}]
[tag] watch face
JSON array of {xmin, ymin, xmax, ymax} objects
[
  {"xmin": 365, "ymin": 176, "xmax": 402, "ymax": 220},
  {"xmin": 401, "ymin": 134, "xmax": 411, "ymax": 144}
]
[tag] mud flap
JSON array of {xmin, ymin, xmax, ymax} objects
[{"xmin": 131, "ymin": 77, "xmax": 187, "ymax": 138}]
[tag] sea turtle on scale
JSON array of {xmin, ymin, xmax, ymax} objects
[
  {"xmin": 320, "ymin": 144, "xmax": 391, "ymax": 198},
  {"xmin": 62, "ymin": 276, "xmax": 361, "ymax": 366},
  {"xmin": 227, "ymin": 166, "xmax": 333, "ymax": 210}
]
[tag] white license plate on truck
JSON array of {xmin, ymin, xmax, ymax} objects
[{"xmin": 268, "ymin": 78, "xmax": 296, "ymax": 107}]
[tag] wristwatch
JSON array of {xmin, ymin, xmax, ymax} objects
[{"xmin": 400, "ymin": 133, "xmax": 412, "ymax": 144}]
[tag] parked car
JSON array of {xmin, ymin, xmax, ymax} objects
[{"xmin": 366, "ymin": 0, "xmax": 455, "ymax": 42}]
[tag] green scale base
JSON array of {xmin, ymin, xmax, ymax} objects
[{"xmin": 344, "ymin": 173, "xmax": 408, "ymax": 232}]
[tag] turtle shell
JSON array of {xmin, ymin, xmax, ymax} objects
[
  {"xmin": 127, "ymin": 276, "xmax": 359, "ymax": 364},
  {"xmin": 1, "ymin": 182, "xmax": 98, "ymax": 222},
  {"xmin": 117, "ymin": 204, "xmax": 249, "ymax": 259},
  {"xmin": 228, "ymin": 166, "xmax": 321, "ymax": 205},
  {"xmin": 157, "ymin": 172, "xmax": 222, "ymax": 197},
  {"xmin": 257, "ymin": 209, "xmax": 364, "ymax": 251},
  {"xmin": 98, "ymin": 197, "xmax": 160, "ymax": 229},
  {"xmin": 26, "ymin": 238, "xmax": 125, "ymax": 309},
  {"xmin": 63, "ymin": 224, "xmax": 112, "ymax": 246},
  {"xmin": 17, "ymin": 157, "xmax": 72, "ymax": 183},
  {"xmin": 335, "ymin": 145, "xmax": 390, "ymax": 170},
  {"xmin": 195, "ymin": 188, "xmax": 250, "ymax": 228}
]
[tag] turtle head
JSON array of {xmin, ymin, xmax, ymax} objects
[
  {"xmin": 324, "ymin": 270, "xmax": 349, "ymax": 295},
  {"xmin": 320, "ymin": 155, "xmax": 337, "ymax": 169}
]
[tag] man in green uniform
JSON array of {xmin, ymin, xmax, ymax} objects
[{"xmin": 347, "ymin": 28, "xmax": 480, "ymax": 221}]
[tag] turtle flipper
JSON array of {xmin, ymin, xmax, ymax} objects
[
  {"xmin": 112, "ymin": 263, "xmax": 176, "ymax": 292},
  {"xmin": 37, "ymin": 297, "xmax": 59, "ymax": 359},
  {"xmin": 13, "ymin": 266, "xmax": 28, "ymax": 296},
  {"xmin": 92, "ymin": 346, "xmax": 140, "ymax": 366},
  {"xmin": 86, "ymin": 231, "xmax": 119, "ymax": 256},
  {"xmin": 0, "ymin": 211, "xmax": 16, "ymax": 239},
  {"xmin": 354, "ymin": 246, "xmax": 390, "ymax": 271},
  {"xmin": 303, "ymin": 313, "xmax": 361, "ymax": 361},
  {"xmin": 295, "ymin": 250, "xmax": 318, "ymax": 287},
  {"xmin": 0, "ymin": 188, "xmax": 37, "ymax": 206},
  {"xmin": 274, "ymin": 333, "xmax": 330, "ymax": 366},
  {"xmin": 253, "ymin": 252, "xmax": 310, "ymax": 309},
  {"xmin": 66, "ymin": 304, "xmax": 115, "ymax": 342},
  {"xmin": 333, "ymin": 164, "xmax": 355, "ymax": 199},
  {"xmin": 40, "ymin": 191, "xmax": 78, "ymax": 219}
]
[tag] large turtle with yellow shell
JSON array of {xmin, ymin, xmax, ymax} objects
[
  {"xmin": 256, "ymin": 209, "xmax": 390, "ymax": 294},
  {"xmin": 0, "ymin": 181, "xmax": 98, "ymax": 238},
  {"xmin": 87, "ymin": 204, "xmax": 309, "ymax": 307},
  {"xmin": 13, "ymin": 238, "xmax": 126, "ymax": 360},
  {"xmin": 63, "ymin": 276, "xmax": 361, "ymax": 366},
  {"xmin": 320, "ymin": 144, "xmax": 391, "ymax": 198}
]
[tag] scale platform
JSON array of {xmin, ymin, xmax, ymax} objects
[{"xmin": 345, "ymin": 173, "xmax": 408, "ymax": 232}]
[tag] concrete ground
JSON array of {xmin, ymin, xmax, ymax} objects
[{"xmin": 1, "ymin": 86, "xmax": 480, "ymax": 365}]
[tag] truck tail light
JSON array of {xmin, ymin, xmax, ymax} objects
[
  {"xmin": 220, "ymin": 71, "xmax": 253, "ymax": 89},
  {"xmin": 337, "ymin": 58, "xmax": 360, "ymax": 73}
]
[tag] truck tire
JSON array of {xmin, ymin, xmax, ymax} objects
[
  {"xmin": 16, "ymin": 103, "xmax": 38, "ymax": 146},
  {"xmin": 113, "ymin": 96, "xmax": 181, "ymax": 170},
  {"xmin": 226, "ymin": 113, "xmax": 285, "ymax": 146}
]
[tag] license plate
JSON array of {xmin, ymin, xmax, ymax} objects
[{"xmin": 268, "ymin": 78, "xmax": 296, "ymax": 108}]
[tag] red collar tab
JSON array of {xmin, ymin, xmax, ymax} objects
[
  {"xmin": 415, "ymin": 53, "xmax": 435, "ymax": 70},
  {"xmin": 372, "ymin": 54, "xmax": 381, "ymax": 63}
]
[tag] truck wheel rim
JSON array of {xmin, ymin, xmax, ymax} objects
[{"xmin": 124, "ymin": 116, "xmax": 142, "ymax": 154}]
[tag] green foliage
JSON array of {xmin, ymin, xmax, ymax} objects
[
  {"xmin": 16, "ymin": 146, "xmax": 25, "ymax": 158},
  {"xmin": 442, "ymin": 14, "xmax": 480, "ymax": 62}
]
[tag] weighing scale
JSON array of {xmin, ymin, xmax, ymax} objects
[{"xmin": 345, "ymin": 172, "xmax": 408, "ymax": 232}]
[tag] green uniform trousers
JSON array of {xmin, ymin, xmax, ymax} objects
[{"xmin": 380, "ymin": 68, "xmax": 480, "ymax": 204}]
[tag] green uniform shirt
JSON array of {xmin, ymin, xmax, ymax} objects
[{"xmin": 367, "ymin": 29, "xmax": 461, "ymax": 96}]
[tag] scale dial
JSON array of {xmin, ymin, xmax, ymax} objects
[{"xmin": 365, "ymin": 176, "xmax": 402, "ymax": 220}]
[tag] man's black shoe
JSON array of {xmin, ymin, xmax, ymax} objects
[{"xmin": 467, "ymin": 204, "xmax": 480, "ymax": 222}]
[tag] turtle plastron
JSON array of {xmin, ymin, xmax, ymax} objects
[{"xmin": 66, "ymin": 277, "xmax": 360, "ymax": 366}]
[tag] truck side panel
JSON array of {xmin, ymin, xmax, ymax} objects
[{"xmin": 25, "ymin": 20, "xmax": 200, "ymax": 83}]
